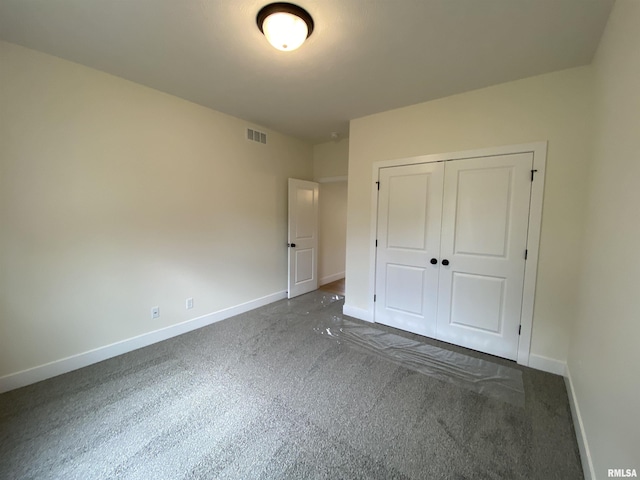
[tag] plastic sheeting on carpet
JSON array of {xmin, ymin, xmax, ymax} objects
[
  {"xmin": 315, "ymin": 317, "xmax": 525, "ymax": 407},
  {"xmin": 298, "ymin": 293, "xmax": 343, "ymax": 314}
]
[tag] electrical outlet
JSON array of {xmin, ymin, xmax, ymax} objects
[
  {"xmin": 151, "ymin": 306, "xmax": 160, "ymax": 319},
  {"xmin": 186, "ymin": 298, "xmax": 194, "ymax": 310}
]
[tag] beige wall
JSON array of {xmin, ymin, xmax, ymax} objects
[
  {"xmin": 346, "ymin": 66, "xmax": 594, "ymax": 365},
  {"xmin": 568, "ymin": 1, "xmax": 640, "ymax": 477},
  {"xmin": 313, "ymin": 138, "xmax": 349, "ymax": 179},
  {"xmin": 0, "ymin": 41, "xmax": 313, "ymax": 377},
  {"xmin": 313, "ymin": 139, "xmax": 349, "ymax": 284}
]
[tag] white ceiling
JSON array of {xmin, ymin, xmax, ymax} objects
[{"xmin": 0, "ymin": 0, "xmax": 614, "ymax": 143}]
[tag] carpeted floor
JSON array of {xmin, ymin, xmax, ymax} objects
[{"xmin": 0, "ymin": 291, "xmax": 583, "ymax": 479}]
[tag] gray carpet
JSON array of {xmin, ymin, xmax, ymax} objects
[{"xmin": 0, "ymin": 291, "xmax": 583, "ymax": 479}]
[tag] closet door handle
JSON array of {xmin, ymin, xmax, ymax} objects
[
  {"xmin": 430, "ymin": 258, "xmax": 438, "ymax": 265},
  {"xmin": 442, "ymin": 259, "xmax": 450, "ymax": 266}
]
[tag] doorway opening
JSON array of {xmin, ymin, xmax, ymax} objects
[{"xmin": 319, "ymin": 278, "xmax": 345, "ymax": 296}]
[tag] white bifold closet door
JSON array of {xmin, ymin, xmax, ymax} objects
[{"xmin": 374, "ymin": 153, "xmax": 533, "ymax": 360}]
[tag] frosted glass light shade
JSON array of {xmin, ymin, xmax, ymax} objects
[
  {"xmin": 262, "ymin": 12, "xmax": 308, "ymax": 51},
  {"xmin": 257, "ymin": 3, "xmax": 314, "ymax": 52}
]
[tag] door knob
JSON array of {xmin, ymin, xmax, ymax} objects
[
  {"xmin": 442, "ymin": 259, "xmax": 450, "ymax": 266},
  {"xmin": 288, "ymin": 243, "xmax": 296, "ymax": 248},
  {"xmin": 430, "ymin": 258, "xmax": 438, "ymax": 265}
]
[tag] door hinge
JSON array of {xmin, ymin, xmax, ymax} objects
[
  {"xmin": 375, "ymin": 181, "xmax": 380, "ymax": 190},
  {"xmin": 374, "ymin": 294, "xmax": 377, "ymax": 302},
  {"xmin": 525, "ymin": 249, "xmax": 528, "ymax": 260},
  {"xmin": 375, "ymin": 239, "xmax": 378, "ymax": 247},
  {"xmin": 531, "ymin": 169, "xmax": 538, "ymax": 181},
  {"xmin": 519, "ymin": 325, "xmax": 521, "ymax": 335}
]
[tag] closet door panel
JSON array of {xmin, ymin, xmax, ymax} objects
[
  {"xmin": 374, "ymin": 163, "xmax": 444, "ymax": 337},
  {"xmin": 436, "ymin": 153, "xmax": 533, "ymax": 360}
]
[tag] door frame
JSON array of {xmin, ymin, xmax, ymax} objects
[{"xmin": 367, "ymin": 142, "xmax": 547, "ymax": 367}]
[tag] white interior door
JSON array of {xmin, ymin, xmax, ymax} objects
[
  {"xmin": 436, "ymin": 154, "xmax": 532, "ymax": 360},
  {"xmin": 374, "ymin": 163, "xmax": 444, "ymax": 336},
  {"xmin": 288, "ymin": 179, "xmax": 319, "ymax": 299},
  {"xmin": 373, "ymin": 153, "xmax": 533, "ymax": 360}
]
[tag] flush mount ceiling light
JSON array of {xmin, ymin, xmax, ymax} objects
[{"xmin": 257, "ymin": 3, "xmax": 314, "ymax": 52}]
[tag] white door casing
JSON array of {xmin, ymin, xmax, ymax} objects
[
  {"xmin": 374, "ymin": 163, "xmax": 444, "ymax": 337},
  {"xmin": 288, "ymin": 179, "xmax": 319, "ymax": 299},
  {"xmin": 366, "ymin": 143, "xmax": 547, "ymax": 365},
  {"xmin": 436, "ymin": 154, "xmax": 533, "ymax": 360}
]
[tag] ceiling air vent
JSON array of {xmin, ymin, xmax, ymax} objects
[{"xmin": 247, "ymin": 128, "xmax": 267, "ymax": 144}]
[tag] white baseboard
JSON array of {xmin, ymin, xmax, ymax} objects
[
  {"xmin": 565, "ymin": 366, "xmax": 595, "ymax": 480},
  {"xmin": 342, "ymin": 304, "xmax": 373, "ymax": 323},
  {"xmin": 527, "ymin": 354, "xmax": 567, "ymax": 376},
  {"xmin": 0, "ymin": 290, "xmax": 287, "ymax": 394},
  {"xmin": 319, "ymin": 272, "xmax": 345, "ymax": 286}
]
